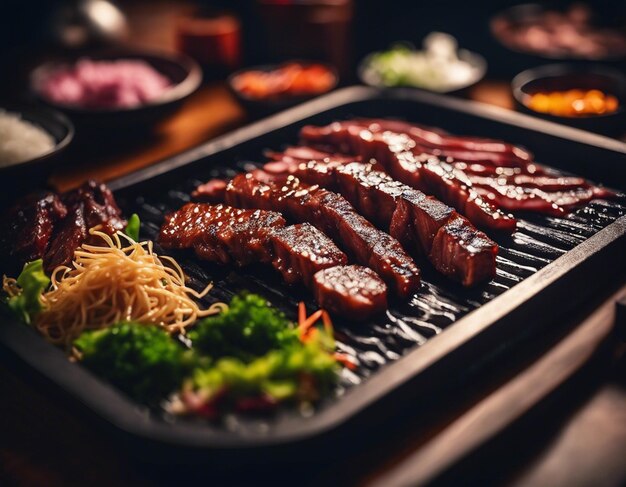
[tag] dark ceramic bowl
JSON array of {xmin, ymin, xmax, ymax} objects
[
  {"xmin": 30, "ymin": 49, "xmax": 202, "ymax": 131},
  {"xmin": 227, "ymin": 61, "xmax": 339, "ymax": 115},
  {"xmin": 511, "ymin": 64, "xmax": 626, "ymax": 136},
  {"xmin": 0, "ymin": 105, "xmax": 74, "ymax": 205},
  {"xmin": 489, "ymin": 3, "xmax": 626, "ymax": 77},
  {"xmin": 357, "ymin": 47, "xmax": 487, "ymax": 95}
]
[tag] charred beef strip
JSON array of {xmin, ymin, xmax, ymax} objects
[
  {"xmin": 286, "ymin": 160, "xmax": 498, "ymax": 286},
  {"xmin": 0, "ymin": 192, "xmax": 67, "ymax": 274},
  {"xmin": 300, "ymin": 123, "xmax": 517, "ymax": 233},
  {"xmin": 313, "ymin": 265, "xmax": 388, "ymax": 321},
  {"xmin": 160, "ymin": 203, "xmax": 286, "ymax": 266},
  {"xmin": 301, "ymin": 121, "xmax": 616, "ymax": 219},
  {"xmin": 159, "ymin": 203, "xmax": 386, "ymax": 318},
  {"xmin": 44, "ymin": 180, "xmax": 127, "ymax": 273},
  {"xmin": 354, "ymin": 118, "xmax": 535, "ymax": 168},
  {"xmin": 221, "ymin": 173, "xmax": 421, "ymax": 298},
  {"xmin": 0, "ymin": 180, "xmax": 125, "ymax": 275},
  {"xmin": 159, "ymin": 203, "xmax": 348, "ymax": 287},
  {"xmin": 271, "ymin": 223, "xmax": 348, "ymax": 286}
]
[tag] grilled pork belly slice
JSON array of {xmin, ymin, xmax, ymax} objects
[
  {"xmin": 313, "ymin": 265, "xmax": 387, "ymax": 320},
  {"xmin": 223, "ymin": 173, "xmax": 421, "ymax": 298}
]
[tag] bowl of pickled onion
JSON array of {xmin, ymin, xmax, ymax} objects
[{"xmin": 31, "ymin": 49, "xmax": 202, "ymax": 129}]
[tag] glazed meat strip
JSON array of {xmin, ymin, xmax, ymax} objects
[
  {"xmin": 159, "ymin": 203, "xmax": 387, "ymax": 319},
  {"xmin": 313, "ymin": 265, "xmax": 388, "ymax": 321},
  {"xmin": 219, "ymin": 173, "xmax": 421, "ymax": 298},
  {"xmin": 44, "ymin": 180, "xmax": 127, "ymax": 273},
  {"xmin": 273, "ymin": 143, "xmax": 614, "ymax": 215},
  {"xmin": 271, "ymin": 223, "xmax": 349, "ymax": 286},
  {"xmin": 0, "ymin": 192, "xmax": 67, "ymax": 274},
  {"xmin": 301, "ymin": 120, "xmax": 616, "ymax": 219},
  {"xmin": 355, "ymin": 118, "xmax": 535, "ymax": 168},
  {"xmin": 300, "ymin": 122, "xmax": 517, "ymax": 233},
  {"xmin": 160, "ymin": 203, "xmax": 286, "ymax": 266},
  {"xmin": 0, "ymin": 180, "xmax": 125, "ymax": 274},
  {"xmin": 272, "ymin": 159, "xmax": 497, "ymax": 286}
]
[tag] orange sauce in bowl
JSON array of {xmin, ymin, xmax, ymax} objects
[
  {"xmin": 232, "ymin": 63, "xmax": 336, "ymax": 100},
  {"xmin": 525, "ymin": 89, "xmax": 619, "ymax": 117}
]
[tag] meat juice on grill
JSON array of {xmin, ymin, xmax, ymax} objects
[{"xmin": 223, "ymin": 173, "xmax": 422, "ymax": 298}]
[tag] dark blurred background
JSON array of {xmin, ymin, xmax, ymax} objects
[{"xmin": 1, "ymin": 0, "xmax": 624, "ymax": 99}]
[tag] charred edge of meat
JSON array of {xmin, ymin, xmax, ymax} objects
[
  {"xmin": 278, "ymin": 159, "xmax": 497, "ymax": 287},
  {"xmin": 270, "ymin": 223, "xmax": 348, "ymax": 287},
  {"xmin": 0, "ymin": 192, "xmax": 67, "ymax": 275},
  {"xmin": 223, "ymin": 173, "xmax": 422, "ymax": 298},
  {"xmin": 43, "ymin": 180, "xmax": 127, "ymax": 273},
  {"xmin": 312, "ymin": 265, "xmax": 388, "ymax": 321}
]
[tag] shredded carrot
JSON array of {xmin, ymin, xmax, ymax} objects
[
  {"xmin": 321, "ymin": 311, "xmax": 333, "ymax": 335},
  {"xmin": 297, "ymin": 304, "xmax": 353, "ymax": 370},
  {"xmin": 298, "ymin": 301, "xmax": 306, "ymax": 327},
  {"xmin": 302, "ymin": 327, "xmax": 318, "ymax": 344},
  {"xmin": 334, "ymin": 352, "xmax": 357, "ymax": 370},
  {"xmin": 299, "ymin": 309, "xmax": 323, "ymax": 334}
]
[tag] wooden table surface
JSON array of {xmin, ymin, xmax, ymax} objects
[
  {"xmin": 2, "ymin": 3, "xmax": 626, "ymax": 486},
  {"xmin": 2, "ymin": 77, "xmax": 625, "ymax": 487}
]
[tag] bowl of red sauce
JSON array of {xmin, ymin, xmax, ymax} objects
[
  {"xmin": 228, "ymin": 61, "xmax": 338, "ymax": 114},
  {"xmin": 30, "ymin": 49, "xmax": 202, "ymax": 130},
  {"xmin": 512, "ymin": 64, "xmax": 626, "ymax": 136}
]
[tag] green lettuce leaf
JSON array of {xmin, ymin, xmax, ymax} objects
[
  {"xmin": 7, "ymin": 259, "xmax": 50, "ymax": 324},
  {"xmin": 125, "ymin": 213, "xmax": 141, "ymax": 241}
]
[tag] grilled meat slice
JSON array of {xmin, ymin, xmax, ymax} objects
[
  {"xmin": 160, "ymin": 203, "xmax": 286, "ymax": 265},
  {"xmin": 430, "ymin": 215, "xmax": 500, "ymax": 286},
  {"xmin": 0, "ymin": 192, "xmax": 67, "ymax": 274},
  {"xmin": 280, "ymin": 159, "xmax": 497, "ymax": 286},
  {"xmin": 313, "ymin": 265, "xmax": 387, "ymax": 320},
  {"xmin": 300, "ymin": 123, "xmax": 517, "ymax": 233},
  {"xmin": 159, "ymin": 203, "xmax": 383, "ymax": 319},
  {"xmin": 43, "ymin": 203, "xmax": 88, "ymax": 274},
  {"xmin": 64, "ymin": 180, "xmax": 127, "ymax": 236},
  {"xmin": 270, "ymin": 223, "xmax": 348, "ymax": 286},
  {"xmin": 353, "ymin": 118, "xmax": 535, "ymax": 167},
  {"xmin": 301, "ymin": 120, "xmax": 616, "ymax": 220},
  {"xmin": 223, "ymin": 173, "xmax": 421, "ymax": 298},
  {"xmin": 43, "ymin": 180, "xmax": 127, "ymax": 273}
]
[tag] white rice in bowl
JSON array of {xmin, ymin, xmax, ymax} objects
[{"xmin": 0, "ymin": 109, "xmax": 56, "ymax": 167}]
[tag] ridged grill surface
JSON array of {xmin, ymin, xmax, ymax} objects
[{"xmin": 115, "ymin": 150, "xmax": 625, "ymax": 431}]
